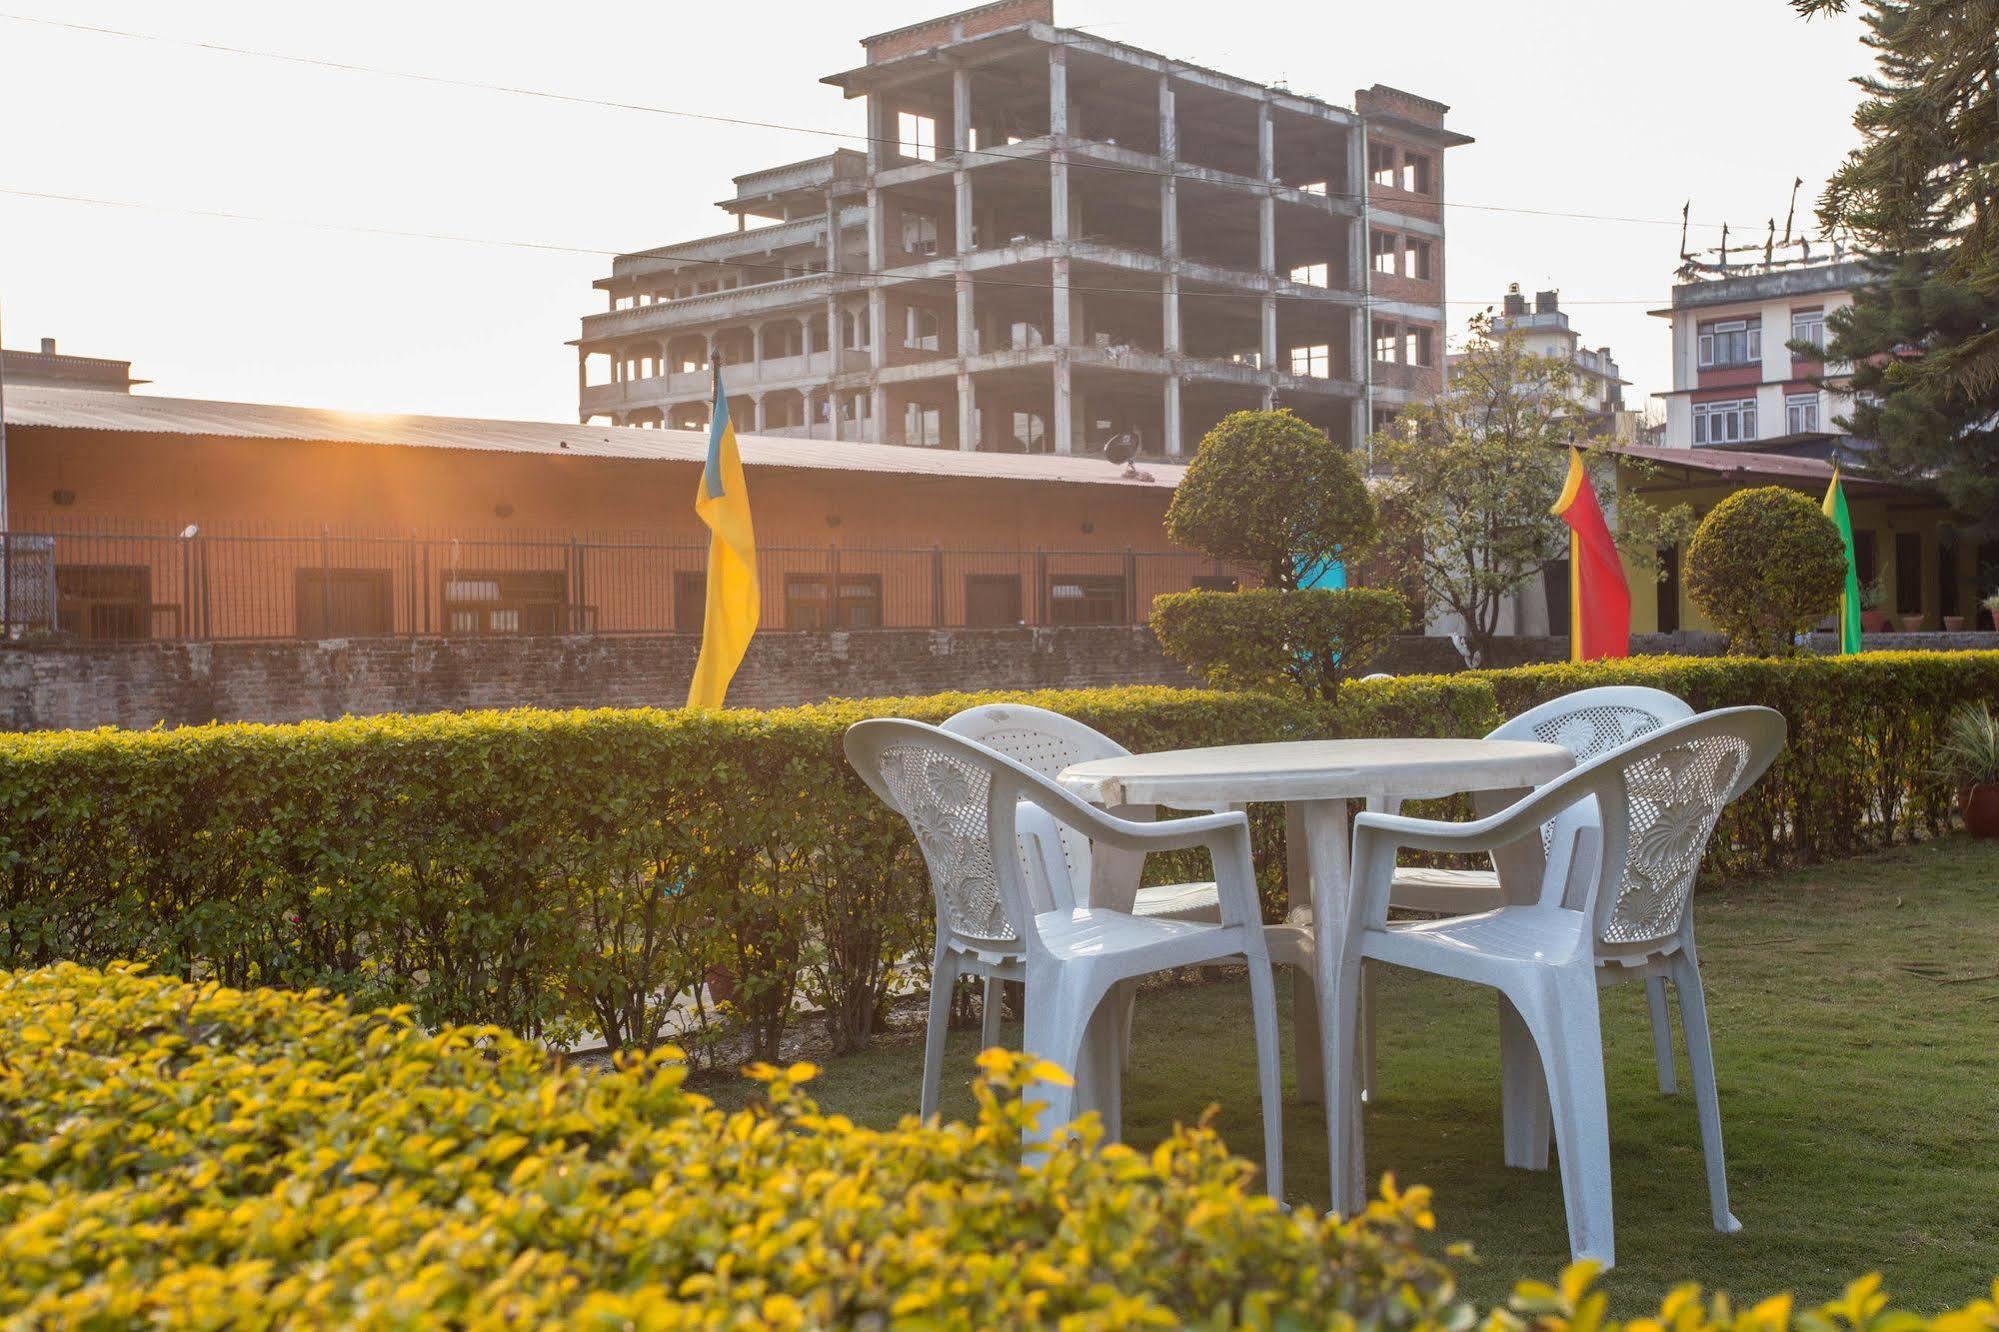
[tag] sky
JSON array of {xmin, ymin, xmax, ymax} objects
[{"xmin": 0, "ymin": 1, "xmax": 1874, "ymax": 423}]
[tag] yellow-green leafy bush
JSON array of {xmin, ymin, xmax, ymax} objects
[
  {"xmin": 0, "ymin": 963, "xmax": 1465, "ymax": 1330},
  {"xmin": 4, "ymin": 966, "xmax": 1995, "ymax": 1331},
  {"xmin": 1152, "ymin": 586, "xmax": 1410, "ymax": 701}
]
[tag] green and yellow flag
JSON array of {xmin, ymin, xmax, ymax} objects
[
  {"xmin": 1822, "ymin": 464, "xmax": 1862, "ymax": 654},
  {"xmin": 687, "ymin": 362, "xmax": 759, "ymax": 709}
]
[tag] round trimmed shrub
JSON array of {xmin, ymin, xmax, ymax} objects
[
  {"xmin": 0, "ymin": 963, "xmax": 1464, "ymax": 1328},
  {"xmin": 1684, "ymin": 486, "xmax": 1847, "ymax": 655},
  {"xmin": 1165, "ymin": 409, "xmax": 1377, "ymax": 588},
  {"xmin": 1152, "ymin": 586, "xmax": 1409, "ymax": 702}
]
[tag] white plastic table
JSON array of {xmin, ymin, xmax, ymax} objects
[{"xmin": 1059, "ymin": 737, "xmax": 1573, "ymax": 1209}]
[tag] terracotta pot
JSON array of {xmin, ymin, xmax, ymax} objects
[
  {"xmin": 704, "ymin": 964, "xmax": 737, "ymax": 1006},
  {"xmin": 1942, "ymin": 616, "xmax": 1965, "ymax": 632},
  {"xmin": 1961, "ymin": 783, "xmax": 1999, "ymax": 839},
  {"xmin": 1900, "ymin": 613, "xmax": 1926, "ymax": 633},
  {"xmin": 1860, "ymin": 610, "xmax": 1891, "ymax": 633}
]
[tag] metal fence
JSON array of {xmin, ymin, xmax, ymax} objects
[{"xmin": 0, "ymin": 527, "xmax": 1257, "ymax": 643}]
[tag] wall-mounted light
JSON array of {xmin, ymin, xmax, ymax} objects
[
  {"xmin": 1080, "ymin": 520, "xmax": 1096, "ymax": 535},
  {"xmin": 826, "ymin": 514, "xmax": 843, "ymax": 528},
  {"xmin": 50, "ymin": 489, "xmax": 75, "ymax": 507},
  {"xmin": 494, "ymin": 503, "xmax": 515, "ymax": 519}
]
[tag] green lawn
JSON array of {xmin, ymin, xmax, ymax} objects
[{"xmin": 698, "ymin": 836, "xmax": 1999, "ymax": 1314}]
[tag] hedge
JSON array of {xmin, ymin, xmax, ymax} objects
[
  {"xmin": 3, "ymin": 965, "xmax": 1995, "ymax": 1331},
  {"xmin": 0, "ymin": 657, "xmax": 1987, "ymax": 1057}
]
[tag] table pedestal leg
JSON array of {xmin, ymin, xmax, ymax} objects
[
  {"xmin": 1283, "ymin": 803, "xmax": 1322, "ymax": 1105},
  {"xmin": 1300, "ymin": 797, "xmax": 1366, "ymax": 1215}
]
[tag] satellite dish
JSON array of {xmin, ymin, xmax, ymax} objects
[{"xmin": 1103, "ymin": 431, "xmax": 1153, "ymax": 481}]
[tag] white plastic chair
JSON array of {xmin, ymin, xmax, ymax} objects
[
  {"xmin": 1328, "ymin": 706, "xmax": 1787, "ymax": 1265},
  {"xmin": 844, "ymin": 717, "xmax": 1284, "ymax": 1195},
  {"xmin": 1379, "ymin": 686, "xmax": 1696, "ymax": 1097}
]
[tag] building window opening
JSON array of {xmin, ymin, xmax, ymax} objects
[
  {"xmin": 1012, "ymin": 410, "xmax": 1047, "ymax": 452},
  {"xmin": 1289, "ymin": 261, "xmax": 1329, "ymax": 287},
  {"xmin": 1289, "ymin": 343, "xmax": 1332, "ymax": 378},
  {"xmin": 1404, "ymin": 238, "xmax": 1432, "ymax": 280},
  {"xmin": 901, "ymin": 211, "xmax": 939, "ymax": 256},
  {"xmin": 1404, "ymin": 327, "xmax": 1434, "ymax": 367},
  {"xmin": 1692, "ymin": 397, "xmax": 1757, "ymax": 444},
  {"xmin": 1785, "ymin": 392, "xmax": 1820, "ymax": 434},
  {"xmin": 1369, "ymin": 142, "xmax": 1397, "ymax": 188},
  {"xmin": 1048, "ymin": 574, "xmax": 1126, "ymax": 625},
  {"xmin": 1791, "ymin": 308, "xmax": 1826, "ymax": 354},
  {"xmin": 906, "ymin": 307, "xmax": 942, "ymax": 352},
  {"xmin": 906, "ymin": 403, "xmax": 943, "ymax": 446},
  {"xmin": 1400, "ymin": 153, "xmax": 1432, "ymax": 194},
  {"xmin": 1372, "ymin": 321, "xmax": 1399, "ymax": 363},
  {"xmin": 1697, "ymin": 318, "xmax": 1761, "ymax": 368},
  {"xmin": 785, "ymin": 573, "xmax": 884, "ymax": 629},
  {"xmin": 1371, "ymin": 230, "xmax": 1399, "ymax": 275},
  {"xmin": 898, "ymin": 111, "xmax": 939, "ymax": 161}
]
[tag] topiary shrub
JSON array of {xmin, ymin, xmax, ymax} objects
[
  {"xmin": 0, "ymin": 963, "xmax": 1465, "ymax": 1328},
  {"xmin": 1684, "ymin": 486, "xmax": 1847, "ymax": 655},
  {"xmin": 1165, "ymin": 409, "xmax": 1377, "ymax": 588},
  {"xmin": 1152, "ymin": 586, "xmax": 1408, "ymax": 702}
]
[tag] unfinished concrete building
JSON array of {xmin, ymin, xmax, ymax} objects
[{"xmin": 575, "ymin": 1, "xmax": 1469, "ymax": 458}]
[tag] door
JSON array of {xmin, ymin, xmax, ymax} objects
[{"xmin": 965, "ymin": 574, "xmax": 1022, "ymax": 627}]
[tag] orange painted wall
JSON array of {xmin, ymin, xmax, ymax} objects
[{"xmin": 7, "ymin": 427, "xmax": 1219, "ymax": 637}]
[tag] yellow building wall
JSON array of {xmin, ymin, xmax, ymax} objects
[{"xmin": 1616, "ymin": 466, "xmax": 1983, "ymax": 636}]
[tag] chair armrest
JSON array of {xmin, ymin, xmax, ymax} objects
[{"xmin": 1027, "ymin": 794, "xmax": 1261, "ymax": 929}]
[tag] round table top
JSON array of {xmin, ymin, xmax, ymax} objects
[{"xmin": 1057, "ymin": 737, "xmax": 1573, "ymax": 807}]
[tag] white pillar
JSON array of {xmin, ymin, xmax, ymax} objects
[
  {"xmin": 1052, "ymin": 256, "xmax": 1073, "ymax": 345},
  {"xmin": 752, "ymin": 393, "xmax": 766, "ymax": 433},
  {"xmin": 957, "ymin": 371, "xmax": 977, "ymax": 451},
  {"xmin": 1049, "ymin": 47, "xmax": 1068, "ymax": 137},
  {"xmin": 1164, "ymin": 374, "xmax": 1184, "ymax": 457},
  {"xmin": 1053, "ymin": 359, "xmax": 1073, "ymax": 455},
  {"xmin": 1258, "ymin": 101, "xmax": 1275, "ymax": 181},
  {"xmin": 1158, "ymin": 76, "xmax": 1177, "ymax": 162}
]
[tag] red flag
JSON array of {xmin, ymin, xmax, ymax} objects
[{"xmin": 1550, "ymin": 448, "xmax": 1630, "ymax": 661}]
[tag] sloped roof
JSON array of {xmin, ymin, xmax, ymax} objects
[{"xmin": 2, "ymin": 385, "xmax": 1184, "ymax": 492}]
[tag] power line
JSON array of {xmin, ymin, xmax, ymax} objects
[
  {"xmin": 0, "ymin": 9, "xmax": 1729, "ymax": 233},
  {"xmin": 0, "ymin": 182, "xmax": 1675, "ymax": 308}
]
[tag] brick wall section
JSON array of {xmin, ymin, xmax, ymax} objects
[
  {"xmin": 0, "ymin": 627, "xmax": 1197, "ymax": 732},
  {"xmin": 863, "ymin": 0, "xmax": 1049, "ymax": 61},
  {"xmin": 4, "ymin": 629, "xmax": 1993, "ymax": 732}
]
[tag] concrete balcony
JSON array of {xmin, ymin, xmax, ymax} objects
[
  {"xmin": 582, "ymin": 351, "xmax": 863, "ymax": 415},
  {"xmin": 580, "ymin": 274, "xmax": 852, "ymax": 343}
]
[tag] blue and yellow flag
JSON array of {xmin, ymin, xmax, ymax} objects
[
  {"xmin": 1822, "ymin": 465, "xmax": 1862, "ymax": 654},
  {"xmin": 687, "ymin": 364, "xmax": 759, "ymax": 709}
]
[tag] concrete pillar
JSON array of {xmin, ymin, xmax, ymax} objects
[
  {"xmin": 752, "ymin": 393, "xmax": 767, "ymax": 433},
  {"xmin": 1158, "ymin": 76, "xmax": 1177, "ymax": 163},
  {"xmin": 865, "ymin": 93, "xmax": 892, "ymax": 171},
  {"xmin": 957, "ymin": 371, "xmax": 977, "ymax": 451},
  {"xmin": 1049, "ymin": 47, "xmax": 1068, "ymax": 137},
  {"xmin": 870, "ymin": 384, "xmax": 888, "ymax": 442},
  {"xmin": 1052, "ymin": 255, "xmax": 1073, "ymax": 345},
  {"xmin": 953, "ymin": 66, "xmax": 972, "ymax": 154},
  {"xmin": 1259, "ymin": 195, "xmax": 1276, "ymax": 274},
  {"xmin": 1261, "ymin": 293, "xmax": 1278, "ymax": 372},
  {"xmin": 1053, "ymin": 359, "xmax": 1073, "ymax": 455},
  {"xmin": 1258, "ymin": 101, "xmax": 1275, "ymax": 182},
  {"xmin": 956, "ymin": 272, "xmax": 976, "ymax": 357},
  {"xmin": 1163, "ymin": 273, "xmax": 1181, "ymax": 355},
  {"xmin": 1050, "ymin": 156, "xmax": 1070, "ymax": 244},
  {"xmin": 752, "ymin": 326, "xmax": 764, "ymax": 376},
  {"xmin": 576, "ymin": 347, "xmax": 589, "ymax": 423},
  {"xmin": 1164, "ymin": 374, "xmax": 1184, "ymax": 457}
]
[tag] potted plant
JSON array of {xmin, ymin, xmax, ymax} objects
[
  {"xmin": 1859, "ymin": 571, "xmax": 1894, "ymax": 633},
  {"xmin": 1984, "ymin": 591, "xmax": 1999, "ymax": 632},
  {"xmin": 1937, "ymin": 701, "xmax": 1999, "ymax": 838},
  {"xmin": 1900, "ymin": 608, "xmax": 1927, "ymax": 633},
  {"xmin": 1943, "ymin": 613, "xmax": 1966, "ymax": 632}
]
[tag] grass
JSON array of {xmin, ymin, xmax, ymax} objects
[{"xmin": 699, "ymin": 835, "xmax": 1999, "ymax": 1314}]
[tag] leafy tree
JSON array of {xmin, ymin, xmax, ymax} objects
[
  {"xmin": 1165, "ymin": 410, "xmax": 1377, "ymax": 588},
  {"xmin": 1684, "ymin": 487, "xmax": 1848, "ymax": 655},
  {"xmin": 1370, "ymin": 315, "xmax": 1692, "ymax": 665},
  {"xmin": 1795, "ymin": 0, "xmax": 1999, "ymax": 524},
  {"xmin": 1151, "ymin": 587, "xmax": 1407, "ymax": 703}
]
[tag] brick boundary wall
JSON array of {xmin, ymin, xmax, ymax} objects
[
  {"xmin": 0, "ymin": 627, "xmax": 1198, "ymax": 732},
  {"xmin": 3, "ymin": 628, "xmax": 1993, "ymax": 732}
]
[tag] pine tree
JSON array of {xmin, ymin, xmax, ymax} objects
[{"xmin": 1796, "ymin": 0, "xmax": 1999, "ymax": 525}]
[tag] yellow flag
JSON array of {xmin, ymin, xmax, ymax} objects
[{"xmin": 687, "ymin": 365, "xmax": 758, "ymax": 709}]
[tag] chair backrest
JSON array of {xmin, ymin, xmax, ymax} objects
[
  {"xmin": 1509, "ymin": 707, "xmax": 1786, "ymax": 956},
  {"xmin": 845, "ymin": 718, "xmax": 1125, "ymax": 953},
  {"xmin": 939, "ymin": 704, "xmax": 1129, "ymax": 899},
  {"xmin": 1490, "ymin": 685, "xmax": 1694, "ymax": 862}
]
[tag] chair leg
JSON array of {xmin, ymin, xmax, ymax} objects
[
  {"xmin": 1499, "ymin": 993, "xmax": 1552, "ymax": 1171},
  {"xmin": 1361, "ymin": 961, "xmax": 1379, "ymax": 1103},
  {"xmin": 981, "ymin": 974, "xmax": 1005, "ymax": 1051},
  {"xmin": 1646, "ymin": 975, "xmax": 1678, "ymax": 1095},
  {"xmin": 1021, "ymin": 972, "xmax": 1104, "ymax": 1149},
  {"xmin": 1076, "ymin": 996, "xmax": 1125, "ymax": 1143},
  {"xmin": 1322, "ymin": 952, "xmax": 1366, "ymax": 1216},
  {"xmin": 1118, "ymin": 979, "xmax": 1139, "ymax": 1075},
  {"xmin": 1245, "ymin": 954, "xmax": 1286, "ymax": 1198},
  {"xmin": 1512, "ymin": 970, "xmax": 1616, "ymax": 1267},
  {"xmin": 1671, "ymin": 949, "xmax": 1741, "ymax": 1233},
  {"xmin": 1291, "ymin": 965, "xmax": 1324, "ymax": 1106},
  {"xmin": 921, "ymin": 941, "xmax": 959, "ymax": 1121}
]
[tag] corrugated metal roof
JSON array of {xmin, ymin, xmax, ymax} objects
[
  {"xmin": 3, "ymin": 385, "xmax": 1186, "ymax": 491},
  {"xmin": 1600, "ymin": 442, "xmax": 1917, "ymax": 497}
]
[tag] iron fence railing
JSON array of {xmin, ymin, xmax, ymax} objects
[{"xmin": 0, "ymin": 527, "xmax": 1255, "ymax": 643}]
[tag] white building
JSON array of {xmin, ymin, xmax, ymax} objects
[
  {"xmin": 1465, "ymin": 285, "xmax": 1631, "ymax": 432},
  {"xmin": 1651, "ymin": 258, "xmax": 1862, "ymax": 451}
]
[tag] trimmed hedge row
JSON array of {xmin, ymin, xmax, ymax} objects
[
  {"xmin": 0, "ymin": 656, "xmax": 1988, "ymax": 1057},
  {"xmin": 3, "ymin": 964, "xmax": 1995, "ymax": 1330}
]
